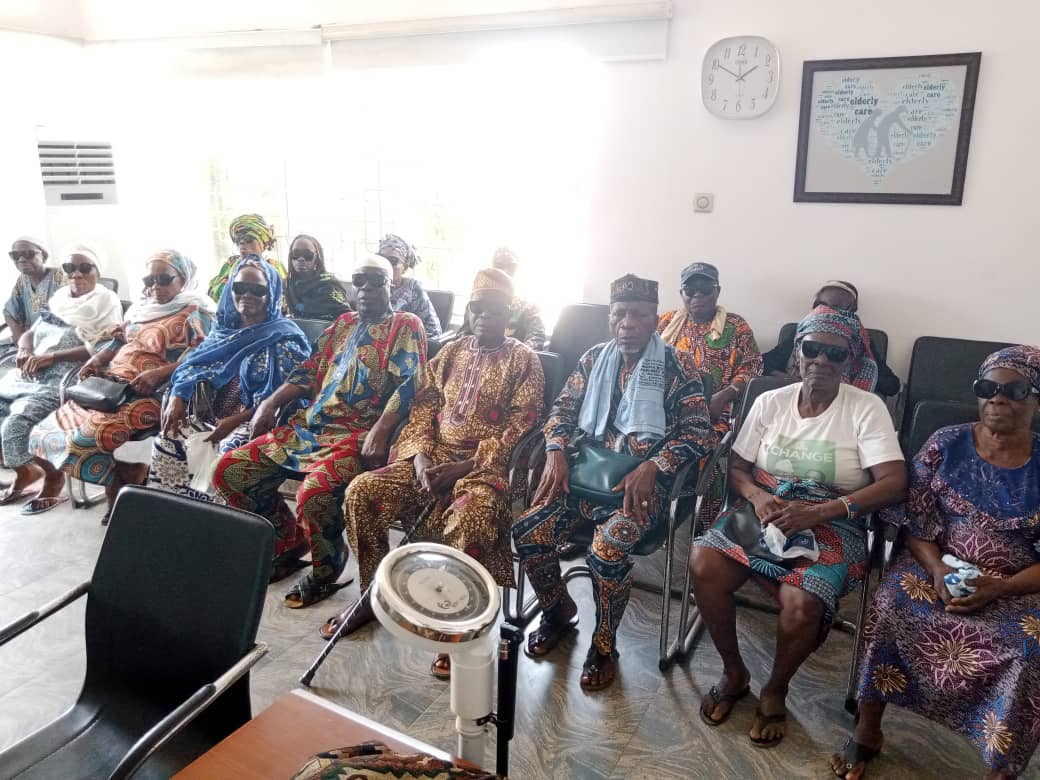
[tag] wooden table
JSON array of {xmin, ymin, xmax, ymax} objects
[{"xmin": 175, "ymin": 688, "xmax": 452, "ymax": 778}]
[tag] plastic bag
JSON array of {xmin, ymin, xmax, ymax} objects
[
  {"xmin": 763, "ymin": 523, "xmax": 820, "ymax": 562},
  {"xmin": 184, "ymin": 430, "xmax": 220, "ymax": 494},
  {"xmin": 941, "ymin": 553, "xmax": 982, "ymax": 598}
]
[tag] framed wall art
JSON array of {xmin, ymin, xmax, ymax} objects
[{"xmin": 794, "ymin": 52, "xmax": 981, "ymax": 205}]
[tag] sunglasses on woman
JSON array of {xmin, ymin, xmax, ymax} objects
[
  {"xmin": 231, "ymin": 281, "xmax": 269, "ymax": 298},
  {"xmin": 351, "ymin": 273, "xmax": 388, "ymax": 289},
  {"xmin": 290, "ymin": 248, "xmax": 316, "ymax": 263},
  {"xmin": 973, "ymin": 378, "xmax": 1039, "ymax": 402},
  {"xmin": 800, "ymin": 341, "xmax": 850, "ymax": 363},
  {"xmin": 467, "ymin": 300, "xmax": 508, "ymax": 318},
  {"xmin": 62, "ymin": 262, "xmax": 96, "ymax": 275},
  {"xmin": 142, "ymin": 273, "xmax": 178, "ymax": 288},
  {"xmin": 9, "ymin": 249, "xmax": 38, "ymax": 262}
]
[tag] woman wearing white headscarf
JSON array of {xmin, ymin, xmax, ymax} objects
[
  {"xmin": 29, "ymin": 249, "xmax": 215, "ymax": 519},
  {"xmin": 0, "ymin": 244, "xmax": 122, "ymax": 511}
]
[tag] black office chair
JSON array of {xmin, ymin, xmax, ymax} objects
[
  {"xmin": 777, "ymin": 322, "xmax": 889, "ymax": 363},
  {"xmin": 293, "ymin": 317, "xmax": 332, "ymax": 350},
  {"xmin": 99, "ymin": 277, "xmax": 119, "ymax": 294},
  {"xmin": 121, "ymin": 300, "xmax": 132, "ymax": 315},
  {"xmin": 899, "ymin": 336, "xmax": 1017, "ymax": 445},
  {"xmin": 426, "ymin": 289, "xmax": 455, "ymax": 333},
  {"xmin": 545, "ymin": 303, "xmax": 610, "ymax": 378},
  {"xmin": 0, "ymin": 487, "xmax": 273, "ymax": 779}
]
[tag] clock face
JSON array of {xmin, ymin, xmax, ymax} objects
[{"xmin": 702, "ymin": 36, "xmax": 780, "ymax": 119}]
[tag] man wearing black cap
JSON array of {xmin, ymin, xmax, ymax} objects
[{"xmin": 513, "ymin": 274, "xmax": 716, "ymax": 690}]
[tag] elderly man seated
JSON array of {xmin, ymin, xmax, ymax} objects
[
  {"xmin": 213, "ymin": 254, "xmax": 426, "ymax": 600},
  {"xmin": 512, "ymin": 274, "xmax": 716, "ymax": 691},
  {"xmin": 321, "ymin": 268, "xmax": 544, "ymax": 678}
]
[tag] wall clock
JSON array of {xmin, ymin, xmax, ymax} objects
[{"xmin": 702, "ymin": 35, "xmax": 780, "ymax": 119}]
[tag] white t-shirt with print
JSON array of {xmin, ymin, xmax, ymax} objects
[{"xmin": 732, "ymin": 383, "xmax": 903, "ymax": 493}]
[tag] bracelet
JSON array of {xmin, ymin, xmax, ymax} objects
[{"xmin": 838, "ymin": 496, "xmax": 859, "ymax": 520}]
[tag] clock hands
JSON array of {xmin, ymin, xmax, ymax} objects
[
  {"xmin": 736, "ymin": 65, "xmax": 758, "ymax": 82},
  {"xmin": 718, "ymin": 64, "xmax": 740, "ymax": 79}
]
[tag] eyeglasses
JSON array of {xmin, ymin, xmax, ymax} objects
[
  {"xmin": 290, "ymin": 248, "xmax": 316, "ymax": 263},
  {"xmin": 231, "ymin": 281, "xmax": 269, "ymax": 298},
  {"xmin": 62, "ymin": 262, "xmax": 96, "ymax": 275},
  {"xmin": 800, "ymin": 341, "xmax": 850, "ymax": 363},
  {"xmin": 351, "ymin": 273, "xmax": 388, "ymax": 289},
  {"xmin": 467, "ymin": 300, "xmax": 508, "ymax": 318},
  {"xmin": 9, "ymin": 249, "xmax": 38, "ymax": 262},
  {"xmin": 973, "ymin": 378, "xmax": 1039, "ymax": 402},
  {"xmin": 142, "ymin": 273, "xmax": 178, "ymax": 288},
  {"xmin": 234, "ymin": 232, "xmax": 260, "ymax": 245},
  {"xmin": 681, "ymin": 282, "xmax": 718, "ymax": 297}
]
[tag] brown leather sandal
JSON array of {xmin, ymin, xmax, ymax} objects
[
  {"xmin": 525, "ymin": 602, "xmax": 578, "ymax": 658},
  {"xmin": 579, "ymin": 647, "xmax": 619, "ymax": 691}
]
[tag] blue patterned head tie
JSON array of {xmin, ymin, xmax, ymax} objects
[
  {"xmin": 795, "ymin": 304, "xmax": 878, "ymax": 392},
  {"xmin": 378, "ymin": 234, "xmax": 420, "ymax": 269},
  {"xmin": 979, "ymin": 345, "xmax": 1040, "ymax": 392}
]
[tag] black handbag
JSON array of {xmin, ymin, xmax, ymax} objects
[
  {"xmin": 66, "ymin": 376, "xmax": 133, "ymax": 413},
  {"xmin": 567, "ymin": 444, "xmax": 645, "ymax": 507},
  {"xmin": 719, "ymin": 502, "xmax": 786, "ymax": 564}
]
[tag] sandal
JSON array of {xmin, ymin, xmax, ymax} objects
[
  {"xmin": 579, "ymin": 647, "xmax": 619, "ymax": 691},
  {"xmin": 0, "ymin": 486, "xmax": 32, "ymax": 507},
  {"xmin": 430, "ymin": 654, "xmax": 451, "ymax": 680},
  {"xmin": 749, "ymin": 706, "xmax": 787, "ymax": 748},
  {"xmin": 284, "ymin": 572, "xmax": 353, "ymax": 609},
  {"xmin": 699, "ymin": 683, "xmax": 751, "ymax": 727},
  {"xmin": 269, "ymin": 543, "xmax": 310, "ymax": 584},
  {"xmin": 832, "ymin": 737, "xmax": 882, "ymax": 778},
  {"xmin": 319, "ymin": 597, "xmax": 375, "ymax": 641},
  {"xmin": 20, "ymin": 496, "xmax": 68, "ymax": 516},
  {"xmin": 525, "ymin": 599, "xmax": 578, "ymax": 658}
]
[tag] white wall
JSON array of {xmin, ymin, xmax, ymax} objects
[{"xmin": 585, "ymin": 0, "xmax": 1039, "ymax": 376}]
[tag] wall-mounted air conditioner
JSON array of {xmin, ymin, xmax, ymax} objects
[{"xmin": 37, "ymin": 140, "xmax": 118, "ymax": 206}]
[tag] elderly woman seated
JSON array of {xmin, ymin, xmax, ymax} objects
[
  {"xmin": 284, "ymin": 234, "xmax": 351, "ymax": 321},
  {"xmin": 833, "ymin": 346, "xmax": 1040, "ymax": 780},
  {"xmin": 30, "ymin": 250, "xmax": 215, "ymax": 523},
  {"xmin": 0, "ymin": 245, "xmax": 121, "ymax": 513},
  {"xmin": 690, "ymin": 305, "xmax": 906, "ymax": 747}
]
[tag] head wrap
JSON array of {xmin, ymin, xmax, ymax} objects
[
  {"xmin": 124, "ymin": 249, "xmax": 217, "ymax": 325},
  {"xmin": 471, "ymin": 267, "xmax": 514, "ymax": 300},
  {"xmin": 795, "ymin": 305, "xmax": 878, "ymax": 391},
  {"xmin": 377, "ymin": 234, "xmax": 420, "ymax": 269},
  {"xmin": 288, "ymin": 234, "xmax": 326, "ymax": 275},
  {"xmin": 979, "ymin": 346, "xmax": 1040, "ymax": 392},
  {"xmin": 47, "ymin": 242, "xmax": 121, "ymax": 348},
  {"xmin": 11, "ymin": 235, "xmax": 49, "ymax": 261},
  {"xmin": 680, "ymin": 262, "xmax": 720, "ymax": 286},
  {"xmin": 229, "ymin": 214, "xmax": 275, "ymax": 248},
  {"xmin": 814, "ymin": 280, "xmax": 859, "ymax": 309},
  {"xmin": 354, "ymin": 254, "xmax": 393, "ymax": 278},
  {"xmin": 492, "ymin": 247, "xmax": 518, "ymax": 270},
  {"xmin": 285, "ymin": 235, "xmax": 351, "ymax": 320},
  {"xmin": 610, "ymin": 274, "xmax": 658, "ymax": 304},
  {"xmin": 170, "ymin": 257, "xmax": 309, "ymax": 408},
  {"xmin": 62, "ymin": 243, "xmax": 105, "ymax": 272}
]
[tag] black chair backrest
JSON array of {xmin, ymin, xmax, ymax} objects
[
  {"xmin": 294, "ymin": 317, "xmax": 332, "ymax": 349},
  {"xmin": 85, "ymin": 487, "xmax": 273, "ymax": 733},
  {"xmin": 901, "ymin": 336, "xmax": 1017, "ymax": 437},
  {"xmin": 778, "ymin": 321, "xmax": 889, "ymax": 363},
  {"xmin": 100, "ymin": 277, "xmax": 119, "ymax": 294},
  {"xmin": 733, "ymin": 375, "xmax": 800, "ymax": 433},
  {"xmin": 427, "ymin": 289, "xmax": 455, "ymax": 331},
  {"xmin": 546, "ymin": 303, "xmax": 611, "ymax": 379},
  {"xmin": 535, "ymin": 350, "xmax": 565, "ymax": 413},
  {"xmin": 120, "ymin": 299, "xmax": 132, "ymax": 314}
]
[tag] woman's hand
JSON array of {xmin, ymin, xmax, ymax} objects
[
  {"xmin": 767, "ymin": 500, "xmax": 825, "ymax": 535},
  {"xmin": 205, "ymin": 416, "xmax": 241, "ymax": 444},
  {"xmin": 22, "ymin": 353, "xmax": 54, "ymax": 378},
  {"xmin": 79, "ymin": 359, "xmax": 101, "ymax": 380},
  {"xmin": 613, "ymin": 460, "xmax": 659, "ymax": 526},
  {"xmin": 749, "ymin": 491, "xmax": 787, "ymax": 523},
  {"xmin": 162, "ymin": 396, "xmax": 187, "ymax": 439},
  {"xmin": 129, "ymin": 368, "xmax": 165, "ymax": 396},
  {"xmin": 531, "ymin": 449, "xmax": 569, "ymax": 507},
  {"xmin": 945, "ymin": 575, "xmax": 1007, "ymax": 614},
  {"xmin": 108, "ymin": 324, "xmax": 125, "ymax": 342},
  {"xmin": 250, "ymin": 400, "xmax": 278, "ymax": 438},
  {"xmin": 16, "ymin": 347, "xmax": 33, "ymax": 370}
]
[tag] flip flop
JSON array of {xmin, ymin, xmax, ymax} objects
[
  {"xmin": 749, "ymin": 706, "xmax": 787, "ymax": 748},
  {"xmin": 0, "ymin": 487, "xmax": 32, "ymax": 507},
  {"xmin": 833, "ymin": 737, "xmax": 882, "ymax": 778},
  {"xmin": 699, "ymin": 683, "xmax": 751, "ymax": 727},
  {"xmin": 20, "ymin": 496, "xmax": 69, "ymax": 516}
]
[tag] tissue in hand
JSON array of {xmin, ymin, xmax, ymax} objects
[{"xmin": 941, "ymin": 553, "xmax": 982, "ymax": 598}]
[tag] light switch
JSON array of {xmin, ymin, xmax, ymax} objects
[{"xmin": 693, "ymin": 193, "xmax": 714, "ymax": 213}]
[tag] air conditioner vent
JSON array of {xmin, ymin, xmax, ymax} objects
[{"xmin": 37, "ymin": 141, "xmax": 118, "ymax": 206}]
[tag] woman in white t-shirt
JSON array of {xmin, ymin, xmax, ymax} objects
[{"xmin": 690, "ymin": 305, "xmax": 907, "ymax": 749}]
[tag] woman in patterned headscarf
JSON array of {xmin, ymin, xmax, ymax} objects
[
  {"xmin": 794, "ymin": 304, "xmax": 878, "ymax": 391},
  {"xmin": 207, "ymin": 214, "xmax": 288, "ymax": 302},
  {"xmin": 285, "ymin": 234, "xmax": 351, "ymax": 321},
  {"xmin": 376, "ymin": 233, "xmax": 441, "ymax": 337},
  {"xmin": 835, "ymin": 345, "xmax": 1040, "ymax": 780},
  {"xmin": 28, "ymin": 250, "xmax": 216, "ymax": 520}
]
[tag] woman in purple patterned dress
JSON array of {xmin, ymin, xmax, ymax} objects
[{"xmin": 834, "ymin": 346, "xmax": 1040, "ymax": 780}]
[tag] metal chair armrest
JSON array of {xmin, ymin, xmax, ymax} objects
[
  {"xmin": 667, "ymin": 456, "xmax": 701, "ymax": 504},
  {"xmin": 107, "ymin": 642, "xmax": 269, "ymax": 780},
  {"xmin": 508, "ymin": 428, "xmax": 545, "ymax": 474},
  {"xmin": 0, "ymin": 582, "xmax": 90, "ymax": 646}
]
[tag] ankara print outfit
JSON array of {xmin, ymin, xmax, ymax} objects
[{"xmin": 346, "ymin": 335, "xmax": 544, "ymax": 589}]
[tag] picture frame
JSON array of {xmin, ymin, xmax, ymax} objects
[{"xmin": 793, "ymin": 52, "xmax": 981, "ymax": 205}]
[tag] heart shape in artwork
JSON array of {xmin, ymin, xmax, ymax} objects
[{"xmin": 812, "ymin": 72, "xmax": 962, "ymax": 183}]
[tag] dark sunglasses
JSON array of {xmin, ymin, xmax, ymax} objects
[
  {"xmin": 290, "ymin": 248, "xmax": 316, "ymax": 263},
  {"xmin": 234, "ymin": 232, "xmax": 261, "ymax": 245},
  {"xmin": 62, "ymin": 262, "xmax": 96, "ymax": 275},
  {"xmin": 973, "ymin": 378, "xmax": 1039, "ymax": 402},
  {"xmin": 352, "ymin": 273, "xmax": 388, "ymax": 290},
  {"xmin": 231, "ymin": 281, "xmax": 269, "ymax": 298},
  {"xmin": 9, "ymin": 249, "xmax": 38, "ymax": 262},
  {"xmin": 467, "ymin": 300, "xmax": 508, "ymax": 318},
  {"xmin": 681, "ymin": 282, "xmax": 717, "ymax": 297},
  {"xmin": 800, "ymin": 341, "xmax": 850, "ymax": 363},
  {"xmin": 142, "ymin": 273, "xmax": 178, "ymax": 288}
]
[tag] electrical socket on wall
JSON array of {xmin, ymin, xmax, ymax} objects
[{"xmin": 693, "ymin": 193, "xmax": 714, "ymax": 213}]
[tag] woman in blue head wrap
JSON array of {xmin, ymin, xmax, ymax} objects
[{"xmin": 148, "ymin": 256, "xmax": 310, "ymax": 506}]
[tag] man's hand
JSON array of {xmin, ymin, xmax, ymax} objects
[
  {"xmin": 424, "ymin": 460, "xmax": 474, "ymax": 497},
  {"xmin": 361, "ymin": 424, "xmax": 392, "ymax": 468},
  {"xmin": 129, "ymin": 368, "xmax": 165, "ymax": 396},
  {"xmin": 250, "ymin": 400, "xmax": 278, "ymax": 438},
  {"xmin": 612, "ymin": 460, "xmax": 659, "ymax": 526},
  {"xmin": 205, "ymin": 415, "xmax": 241, "ymax": 444},
  {"xmin": 531, "ymin": 449, "xmax": 569, "ymax": 507},
  {"xmin": 162, "ymin": 396, "xmax": 188, "ymax": 439},
  {"xmin": 414, "ymin": 453, "xmax": 435, "ymax": 493},
  {"xmin": 16, "ymin": 347, "xmax": 33, "ymax": 370},
  {"xmin": 945, "ymin": 575, "xmax": 1007, "ymax": 614},
  {"xmin": 22, "ymin": 353, "xmax": 54, "ymax": 378},
  {"xmin": 707, "ymin": 391, "xmax": 731, "ymax": 423},
  {"xmin": 767, "ymin": 501, "xmax": 824, "ymax": 535}
]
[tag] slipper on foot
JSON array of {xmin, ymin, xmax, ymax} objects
[{"xmin": 21, "ymin": 496, "xmax": 69, "ymax": 516}]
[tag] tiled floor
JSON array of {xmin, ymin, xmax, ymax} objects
[{"xmin": 0, "ymin": 495, "xmax": 1029, "ymax": 779}]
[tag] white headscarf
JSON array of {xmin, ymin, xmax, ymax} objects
[
  {"xmin": 47, "ymin": 243, "xmax": 122, "ymax": 348},
  {"xmin": 123, "ymin": 250, "xmax": 217, "ymax": 324}
]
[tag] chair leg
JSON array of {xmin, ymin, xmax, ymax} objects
[
  {"xmin": 656, "ymin": 514, "xmax": 678, "ymax": 670},
  {"xmin": 69, "ymin": 474, "xmax": 105, "ymax": 509},
  {"xmin": 660, "ymin": 496, "xmax": 707, "ymax": 671}
]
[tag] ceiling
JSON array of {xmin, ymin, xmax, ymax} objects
[{"xmin": 0, "ymin": 0, "xmax": 631, "ymax": 41}]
